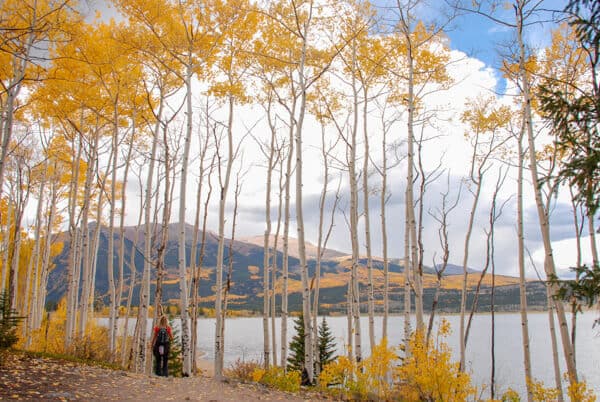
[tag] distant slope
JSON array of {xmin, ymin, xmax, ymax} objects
[
  {"xmin": 239, "ymin": 235, "xmax": 347, "ymax": 260},
  {"xmin": 46, "ymin": 223, "xmax": 545, "ymax": 313}
]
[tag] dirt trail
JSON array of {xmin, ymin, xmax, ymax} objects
[{"xmin": 0, "ymin": 352, "xmax": 323, "ymax": 401}]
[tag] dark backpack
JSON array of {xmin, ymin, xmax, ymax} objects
[{"xmin": 157, "ymin": 327, "xmax": 169, "ymax": 346}]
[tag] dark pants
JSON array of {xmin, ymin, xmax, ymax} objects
[{"xmin": 153, "ymin": 344, "xmax": 170, "ymax": 376}]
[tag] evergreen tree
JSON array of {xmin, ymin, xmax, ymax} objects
[
  {"xmin": 0, "ymin": 291, "xmax": 23, "ymax": 349},
  {"xmin": 288, "ymin": 315, "xmax": 338, "ymax": 374},
  {"xmin": 168, "ymin": 318, "xmax": 183, "ymax": 377},
  {"xmin": 318, "ymin": 317, "xmax": 336, "ymax": 368},
  {"xmin": 287, "ymin": 314, "xmax": 305, "ymax": 372}
]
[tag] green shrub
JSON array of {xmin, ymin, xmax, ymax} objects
[{"xmin": 0, "ymin": 291, "xmax": 23, "ymax": 349}]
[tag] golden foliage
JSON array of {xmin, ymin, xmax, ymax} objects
[
  {"xmin": 251, "ymin": 366, "xmax": 301, "ymax": 393},
  {"xmin": 25, "ymin": 299, "xmax": 113, "ymax": 363},
  {"xmin": 395, "ymin": 320, "xmax": 477, "ymax": 402},
  {"xmin": 319, "ymin": 338, "xmax": 398, "ymax": 400},
  {"xmin": 528, "ymin": 375, "xmax": 597, "ymax": 402}
]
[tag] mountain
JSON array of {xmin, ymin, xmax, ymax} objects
[
  {"xmin": 437, "ymin": 263, "xmax": 478, "ymax": 275},
  {"xmin": 239, "ymin": 235, "xmax": 347, "ymax": 260},
  {"xmin": 46, "ymin": 223, "xmax": 548, "ymax": 313}
]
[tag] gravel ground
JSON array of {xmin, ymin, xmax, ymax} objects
[{"xmin": 0, "ymin": 351, "xmax": 326, "ymax": 401}]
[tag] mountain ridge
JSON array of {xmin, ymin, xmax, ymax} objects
[{"xmin": 46, "ymin": 223, "xmax": 548, "ymax": 313}]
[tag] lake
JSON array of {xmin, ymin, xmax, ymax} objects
[{"xmin": 110, "ymin": 312, "xmax": 600, "ymax": 397}]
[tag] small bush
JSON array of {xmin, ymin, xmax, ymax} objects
[
  {"xmin": 395, "ymin": 320, "xmax": 477, "ymax": 402},
  {"xmin": 0, "ymin": 291, "xmax": 23, "ymax": 349},
  {"xmin": 225, "ymin": 358, "xmax": 262, "ymax": 381},
  {"xmin": 528, "ymin": 376, "xmax": 597, "ymax": 402},
  {"xmin": 319, "ymin": 338, "xmax": 397, "ymax": 400},
  {"xmin": 25, "ymin": 299, "xmax": 112, "ymax": 363},
  {"xmin": 252, "ymin": 366, "xmax": 301, "ymax": 393},
  {"xmin": 501, "ymin": 388, "xmax": 520, "ymax": 401}
]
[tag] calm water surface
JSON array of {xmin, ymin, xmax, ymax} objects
[{"xmin": 113, "ymin": 312, "xmax": 600, "ymax": 397}]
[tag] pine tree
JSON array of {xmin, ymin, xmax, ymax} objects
[
  {"xmin": 0, "ymin": 291, "xmax": 23, "ymax": 349},
  {"xmin": 288, "ymin": 315, "xmax": 337, "ymax": 374},
  {"xmin": 318, "ymin": 317, "xmax": 336, "ymax": 369},
  {"xmin": 287, "ymin": 314, "xmax": 305, "ymax": 372},
  {"xmin": 168, "ymin": 318, "xmax": 183, "ymax": 377}
]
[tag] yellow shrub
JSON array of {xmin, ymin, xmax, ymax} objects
[
  {"xmin": 251, "ymin": 366, "xmax": 301, "ymax": 393},
  {"xmin": 25, "ymin": 299, "xmax": 112, "ymax": 363},
  {"xmin": 567, "ymin": 376, "xmax": 596, "ymax": 402},
  {"xmin": 501, "ymin": 388, "xmax": 520, "ymax": 401},
  {"xmin": 529, "ymin": 376, "xmax": 597, "ymax": 402},
  {"xmin": 395, "ymin": 320, "xmax": 477, "ymax": 402},
  {"xmin": 319, "ymin": 338, "xmax": 397, "ymax": 400}
]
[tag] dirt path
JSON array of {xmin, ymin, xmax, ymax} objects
[{"xmin": 0, "ymin": 352, "xmax": 324, "ymax": 401}]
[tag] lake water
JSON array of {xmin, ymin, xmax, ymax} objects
[{"xmin": 110, "ymin": 312, "xmax": 600, "ymax": 397}]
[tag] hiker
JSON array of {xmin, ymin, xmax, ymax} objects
[{"xmin": 151, "ymin": 315, "xmax": 174, "ymax": 377}]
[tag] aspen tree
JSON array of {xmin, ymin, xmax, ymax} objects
[
  {"xmin": 24, "ymin": 157, "xmax": 48, "ymax": 345},
  {"xmin": 257, "ymin": 1, "xmax": 338, "ymax": 378},
  {"xmin": 514, "ymin": 110, "xmax": 533, "ymax": 401},
  {"xmin": 258, "ymin": 92, "xmax": 278, "ymax": 369},
  {"xmin": 121, "ymin": 163, "xmax": 145, "ymax": 368},
  {"xmin": 426, "ymin": 173, "xmax": 460, "ymax": 343},
  {"xmin": 388, "ymin": 1, "xmax": 453, "ymax": 337},
  {"xmin": 515, "ymin": 1, "xmax": 578, "ymax": 385},
  {"xmin": 0, "ymin": 0, "xmax": 80, "ymax": 205},
  {"xmin": 189, "ymin": 104, "xmax": 213, "ymax": 374},
  {"xmin": 455, "ymin": 0, "xmax": 579, "ymax": 387},
  {"xmin": 335, "ymin": 0, "xmax": 385, "ymax": 352},
  {"xmin": 271, "ymin": 143, "xmax": 286, "ymax": 367},
  {"xmin": 458, "ymin": 96, "xmax": 510, "ymax": 370},
  {"xmin": 5, "ymin": 137, "xmax": 33, "ymax": 311},
  {"xmin": 372, "ymin": 100, "xmax": 404, "ymax": 340},
  {"xmin": 210, "ymin": 0, "xmax": 258, "ymax": 379}
]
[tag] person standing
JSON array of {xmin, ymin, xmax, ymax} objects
[{"xmin": 151, "ymin": 315, "xmax": 174, "ymax": 376}]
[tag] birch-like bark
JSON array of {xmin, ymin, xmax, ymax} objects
[
  {"xmin": 280, "ymin": 109, "xmax": 294, "ymax": 369},
  {"xmin": 272, "ymin": 151, "xmax": 285, "ymax": 367},
  {"xmin": 515, "ymin": 0, "xmax": 577, "ymax": 384},
  {"xmin": 154, "ymin": 120, "xmax": 174, "ymax": 322},
  {"xmin": 65, "ymin": 134, "xmax": 83, "ymax": 347},
  {"xmin": 427, "ymin": 174, "xmax": 459, "ymax": 342},
  {"xmin": 25, "ymin": 168, "xmax": 47, "ymax": 345},
  {"xmin": 115, "ymin": 120, "xmax": 135, "ymax": 361},
  {"xmin": 295, "ymin": 5, "xmax": 315, "ymax": 381},
  {"xmin": 362, "ymin": 86, "xmax": 375, "ymax": 351},
  {"xmin": 379, "ymin": 123, "xmax": 390, "ymax": 341},
  {"xmin": 7, "ymin": 161, "xmax": 31, "ymax": 312},
  {"xmin": 77, "ymin": 128, "xmax": 99, "ymax": 337},
  {"xmin": 134, "ymin": 91, "xmax": 164, "ymax": 373},
  {"xmin": 262, "ymin": 104, "xmax": 277, "ymax": 369},
  {"xmin": 547, "ymin": 289, "xmax": 564, "ymax": 402},
  {"xmin": 348, "ymin": 35, "xmax": 362, "ymax": 365},
  {"xmin": 517, "ymin": 120, "xmax": 533, "ymax": 401},
  {"xmin": 177, "ymin": 62, "xmax": 194, "ymax": 377},
  {"xmin": 0, "ymin": 201, "xmax": 12, "ymax": 293},
  {"xmin": 312, "ymin": 127, "xmax": 339, "ymax": 375},
  {"xmin": 107, "ymin": 103, "xmax": 121, "ymax": 356},
  {"xmin": 190, "ymin": 110, "xmax": 211, "ymax": 374},
  {"xmin": 36, "ymin": 180, "xmax": 58, "ymax": 329},
  {"xmin": 120, "ymin": 190, "xmax": 143, "ymax": 368},
  {"xmin": 214, "ymin": 96, "xmax": 235, "ymax": 379}
]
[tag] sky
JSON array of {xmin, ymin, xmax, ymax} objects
[{"xmin": 77, "ymin": 0, "xmax": 598, "ymax": 278}]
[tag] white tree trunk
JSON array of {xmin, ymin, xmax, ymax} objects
[
  {"xmin": 177, "ymin": 62, "xmax": 194, "ymax": 377},
  {"xmin": 214, "ymin": 96, "xmax": 235, "ymax": 379},
  {"xmin": 362, "ymin": 87, "xmax": 375, "ymax": 351},
  {"xmin": 517, "ymin": 122, "xmax": 533, "ymax": 402},
  {"xmin": 515, "ymin": 0, "xmax": 577, "ymax": 384}
]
